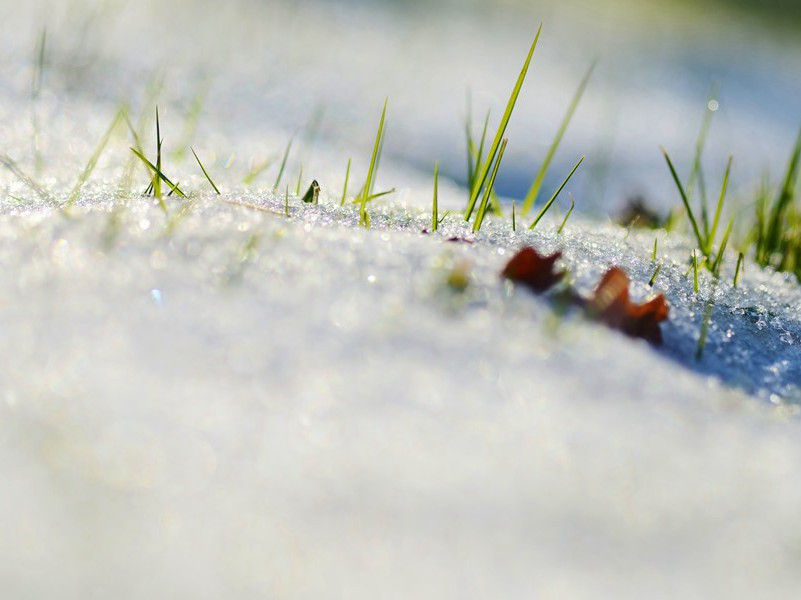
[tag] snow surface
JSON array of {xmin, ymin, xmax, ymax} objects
[{"xmin": 3, "ymin": 0, "xmax": 801, "ymax": 598}]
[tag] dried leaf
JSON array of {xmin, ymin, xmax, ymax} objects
[
  {"xmin": 588, "ymin": 267, "xmax": 669, "ymax": 345},
  {"xmin": 501, "ymin": 246, "xmax": 565, "ymax": 293}
]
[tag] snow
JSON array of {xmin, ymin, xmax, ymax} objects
[{"xmin": 3, "ymin": 0, "xmax": 801, "ymax": 597}]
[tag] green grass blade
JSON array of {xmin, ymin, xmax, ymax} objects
[
  {"xmin": 154, "ymin": 107, "xmax": 162, "ymax": 199},
  {"xmin": 0, "ymin": 153, "xmax": 53, "ymax": 204},
  {"xmin": 66, "ymin": 107, "xmax": 125, "ymax": 208},
  {"xmin": 652, "ymin": 236, "xmax": 658, "ymax": 262},
  {"xmin": 557, "ymin": 196, "xmax": 575, "ymax": 234},
  {"xmin": 295, "ymin": 165, "xmax": 303, "ymax": 195},
  {"xmin": 360, "ymin": 99, "xmax": 388, "ymax": 227},
  {"xmin": 733, "ymin": 252, "xmax": 744, "ymax": 288},
  {"xmin": 649, "ymin": 263, "xmax": 662, "ymax": 287},
  {"xmin": 432, "ymin": 161, "xmax": 439, "ymax": 231},
  {"xmin": 521, "ymin": 60, "xmax": 595, "ymax": 216},
  {"xmin": 529, "ymin": 155, "xmax": 584, "ymax": 230},
  {"xmin": 512, "ymin": 200, "xmax": 516, "ymax": 232},
  {"xmin": 340, "ymin": 158, "xmax": 352, "ymax": 206},
  {"xmin": 662, "ymin": 147, "xmax": 705, "ymax": 252},
  {"xmin": 191, "ymin": 147, "xmax": 221, "ymax": 194},
  {"xmin": 710, "ymin": 219, "xmax": 733, "ymax": 275},
  {"xmin": 465, "ymin": 24, "xmax": 542, "ymax": 221},
  {"xmin": 693, "ymin": 249, "xmax": 699, "ymax": 294},
  {"xmin": 706, "ymin": 155, "xmax": 732, "ymax": 255},
  {"xmin": 272, "ymin": 135, "xmax": 294, "ymax": 192},
  {"xmin": 473, "ymin": 138, "xmax": 508, "ymax": 232},
  {"xmin": 695, "ymin": 296, "xmax": 714, "ymax": 361}
]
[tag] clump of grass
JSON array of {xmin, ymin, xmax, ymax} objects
[
  {"xmin": 130, "ymin": 109, "xmax": 185, "ymax": 206},
  {"xmin": 751, "ymin": 126, "xmax": 801, "ymax": 277},
  {"xmin": 663, "ymin": 148, "xmax": 733, "ymax": 272},
  {"xmin": 464, "ymin": 25, "xmax": 542, "ymax": 222}
]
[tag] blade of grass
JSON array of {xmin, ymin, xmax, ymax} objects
[
  {"xmin": 663, "ymin": 147, "xmax": 705, "ymax": 252},
  {"xmin": 465, "ymin": 24, "xmax": 542, "ymax": 221},
  {"xmin": 521, "ymin": 60, "xmax": 595, "ymax": 216},
  {"xmin": 557, "ymin": 196, "xmax": 575, "ymax": 234},
  {"xmin": 512, "ymin": 200, "xmax": 516, "ymax": 232},
  {"xmin": 295, "ymin": 165, "xmax": 304, "ymax": 195},
  {"xmin": 432, "ymin": 161, "xmax": 439, "ymax": 231},
  {"xmin": 695, "ymin": 295, "xmax": 715, "ymax": 361},
  {"xmin": 0, "ymin": 154, "xmax": 53, "ymax": 204},
  {"xmin": 191, "ymin": 147, "xmax": 221, "ymax": 194},
  {"xmin": 341, "ymin": 158, "xmax": 351, "ymax": 206},
  {"xmin": 360, "ymin": 99, "xmax": 388, "ymax": 227},
  {"xmin": 733, "ymin": 252, "xmax": 744, "ymax": 288},
  {"xmin": 706, "ymin": 155, "xmax": 732, "ymax": 255},
  {"xmin": 65, "ymin": 106, "xmax": 126, "ymax": 209},
  {"xmin": 272, "ymin": 135, "xmax": 294, "ymax": 192},
  {"xmin": 529, "ymin": 155, "xmax": 584, "ymax": 230},
  {"xmin": 31, "ymin": 28, "xmax": 46, "ymax": 175},
  {"xmin": 693, "ymin": 249, "xmax": 699, "ymax": 294},
  {"xmin": 710, "ymin": 219, "xmax": 733, "ymax": 275},
  {"xmin": 473, "ymin": 138, "xmax": 508, "ymax": 232},
  {"xmin": 687, "ymin": 85, "xmax": 718, "ymax": 234},
  {"xmin": 652, "ymin": 236, "xmax": 658, "ymax": 262},
  {"xmin": 649, "ymin": 263, "xmax": 662, "ymax": 287},
  {"xmin": 154, "ymin": 107, "xmax": 162, "ymax": 199}
]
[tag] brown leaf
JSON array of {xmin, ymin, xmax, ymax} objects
[
  {"xmin": 501, "ymin": 246, "xmax": 565, "ymax": 293},
  {"xmin": 588, "ymin": 267, "xmax": 669, "ymax": 345}
]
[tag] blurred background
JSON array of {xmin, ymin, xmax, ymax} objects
[{"xmin": 0, "ymin": 0, "xmax": 799, "ymax": 216}]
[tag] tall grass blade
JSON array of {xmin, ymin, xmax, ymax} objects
[
  {"xmin": 521, "ymin": 60, "xmax": 595, "ymax": 215},
  {"xmin": 663, "ymin": 147, "xmax": 705, "ymax": 252},
  {"xmin": 191, "ymin": 147, "xmax": 221, "ymax": 194},
  {"xmin": 272, "ymin": 135, "xmax": 294, "ymax": 192},
  {"xmin": 66, "ymin": 107, "xmax": 126, "ymax": 208},
  {"xmin": 432, "ymin": 161, "xmax": 439, "ymax": 231},
  {"xmin": 360, "ymin": 99, "xmax": 388, "ymax": 227},
  {"xmin": 706, "ymin": 155, "xmax": 732, "ymax": 255},
  {"xmin": 465, "ymin": 24, "xmax": 542, "ymax": 221},
  {"xmin": 341, "ymin": 158, "xmax": 352, "ymax": 206},
  {"xmin": 529, "ymin": 155, "xmax": 584, "ymax": 230}
]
